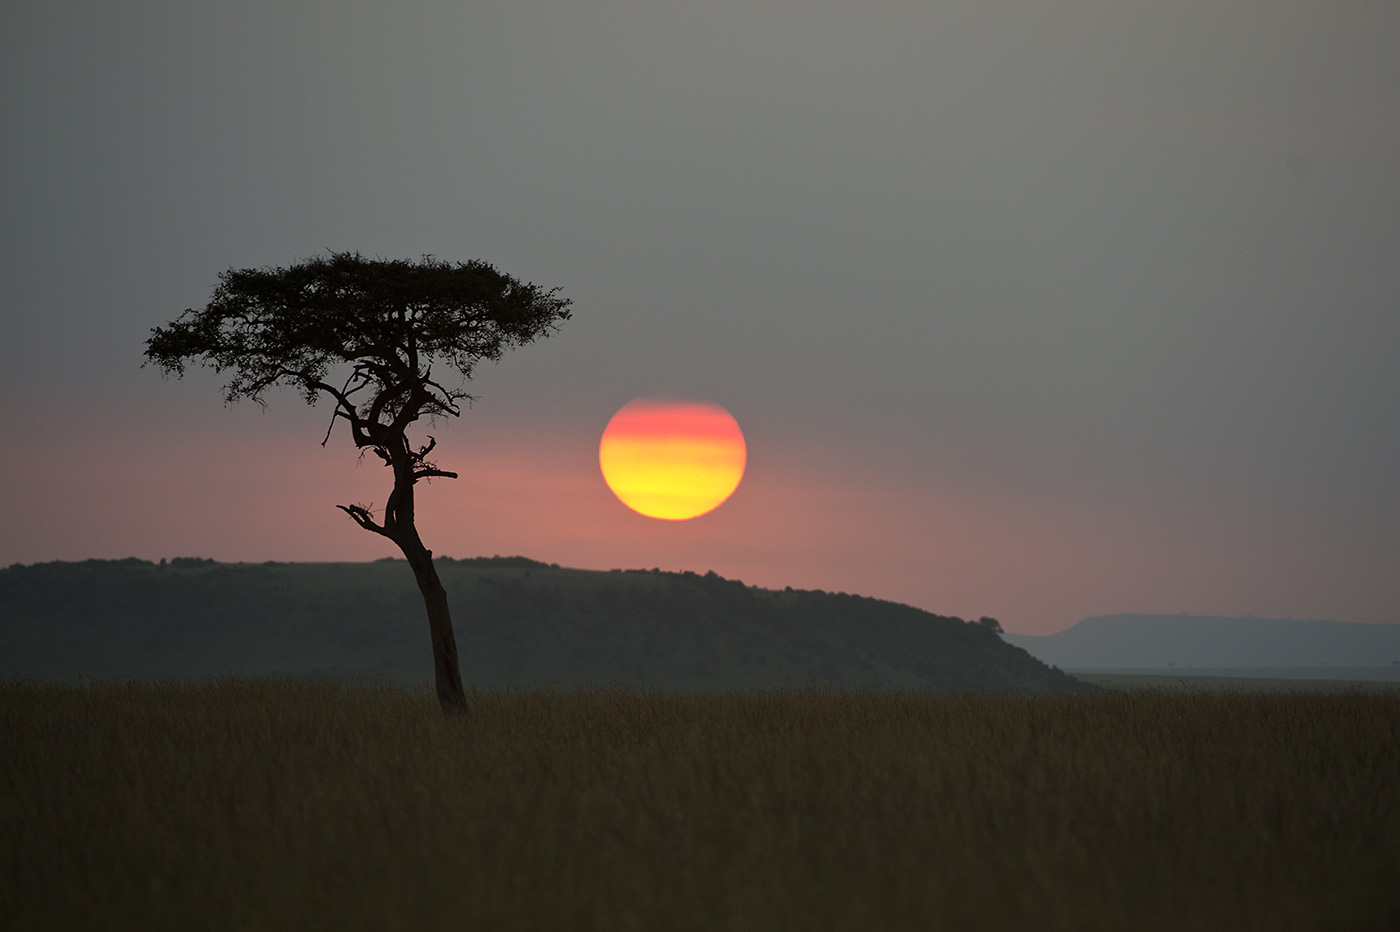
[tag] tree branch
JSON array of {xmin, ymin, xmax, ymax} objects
[
  {"xmin": 320, "ymin": 409, "xmax": 339, "ymax": 447},
  {"xmin": 303, "ymin": 375, "xmax": 375, "ymax": 448},
  {"xmin": 421, "ymin": 374, "xmax": 463, "ymax": 417},
  {"xmin": 336, "ymin": 503, "xmax": 393, "ymax": 539},
  {"xmin": 367, "ymin": 380, "xmax": 410, "ymax": 434}
]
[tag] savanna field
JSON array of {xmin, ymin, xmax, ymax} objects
[{"xmin": 3, "ymin": 681, "xmax": 1398, "ymax": 931}]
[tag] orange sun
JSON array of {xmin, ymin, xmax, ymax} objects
[{"xmin": 599, "ymin": 398, "xmax": 747, "ymax": 520}]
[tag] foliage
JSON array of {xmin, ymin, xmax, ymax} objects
[
  {"xmin": 4, "ymin": 681, "xmax": 1398, "ymax": 931},
  {"xmin": 144, "ymin": 251, "xmax": 570, "ymax": 416}
]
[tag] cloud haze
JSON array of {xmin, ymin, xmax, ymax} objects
[{"xmin": 2, "ymin": 0, "xmax": 1397, "ymax": 632}]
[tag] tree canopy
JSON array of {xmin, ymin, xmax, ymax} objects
[{"xmin": 146, "ymin": 250, "xmax": 570, "ymax": 427}]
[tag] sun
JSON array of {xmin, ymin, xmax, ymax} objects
[{"xmin": 599, "ymin": 398, "xmax": 747, "ymax": 520}]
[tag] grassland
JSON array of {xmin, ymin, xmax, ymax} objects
[{"xmin": 3, "ymin": 681, "xmax": 1398, "ymax": 931}]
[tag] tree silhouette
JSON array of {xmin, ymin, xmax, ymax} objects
[{"xmin": 145, "ymin": 252, "xmax": 571, "ymax": 713}]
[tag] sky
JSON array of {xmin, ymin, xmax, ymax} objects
[{"xmin": 2, "ymin": 0, "xmax": 1397, "ymax": 634}]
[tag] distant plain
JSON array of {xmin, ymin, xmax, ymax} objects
[{"xmin": 1071, "ymin": 670, "xmax": 1400, "ymax": 693}]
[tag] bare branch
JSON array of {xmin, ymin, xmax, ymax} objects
[
  {"xmin": 336, "ymin": 503, "xmax": 392, "ymax": 538},
  {"xmin": 421, "ymin": 375, "xmax": 463, "ymax": 417}
]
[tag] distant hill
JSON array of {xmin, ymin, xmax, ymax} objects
[
  {"xmin": 1006, "ymin": 614, "xmax": 1400, "ymax": 670},
  {"xmin": 0, "ymin": 558, "xmax": 1091, "ymax": 693}
]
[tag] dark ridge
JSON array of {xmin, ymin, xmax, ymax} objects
[
  {"xmin": 437, "ymin": 555, "xmax": 559, "ymax": 569},
  {"xmin": 0, "ymin": 559, "xmax": 1092, "ymax": 693}
]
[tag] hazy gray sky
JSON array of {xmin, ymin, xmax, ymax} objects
[{"xmin": 3, "ymin": 0, "xmax": 1397, "ymax": 633}]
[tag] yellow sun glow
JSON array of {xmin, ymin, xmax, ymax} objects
[{"xmin": 599, "ymin": 398, "xmax": 747, "ymax": 520}]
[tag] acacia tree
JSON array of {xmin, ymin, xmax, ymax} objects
[{"xmin": 145, "ymin": 252, "xmax": 571, "ymax": 713}]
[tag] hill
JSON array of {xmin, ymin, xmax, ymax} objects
[
  {"xmin": 0, "ymin": 557, "xmax": 1089, "ymax": 693},
  {"xmin": 1006, "ymin": 614, "xmax": 1400, "ymax": 670}
]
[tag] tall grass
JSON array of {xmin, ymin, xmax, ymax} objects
[{"xmin": 3, "ymin": 680, "xmax": 1397, "ymax": 931}]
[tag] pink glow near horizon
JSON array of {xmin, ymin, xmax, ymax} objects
[{"xmin": 6, "ymin": 420, "xmax": 1397, "ymax": 635}]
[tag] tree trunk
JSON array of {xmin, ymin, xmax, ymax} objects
[
  {"xmin": 413, "ymin": 558, "xmax": 469, "ymax": 714},
  {"xmin": 402, "ymin": 543, "xmax": 468, "ymax": 713},
  {"xmin": 343, "ymin": 439, "xmax": 469, "ymax": 714}
]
